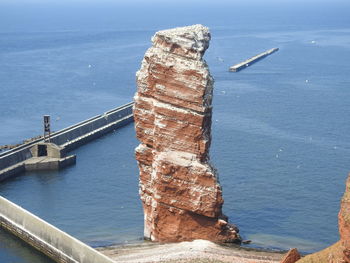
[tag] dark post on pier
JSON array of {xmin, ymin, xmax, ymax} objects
[
  {"xmin": 43, "ymin": 115, "xmax": 51, "ymax": 142},
  {"xmin": 229, "ymin": 48, "xmax": 279, "ymax": 72}
]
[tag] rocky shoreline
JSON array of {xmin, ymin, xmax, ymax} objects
[{"xmin": 97, "ymin": 239, "xmax": 285, "ymax": 263}]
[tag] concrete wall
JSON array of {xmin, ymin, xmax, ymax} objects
[
  {"xmin": 0, "ymin": 196, "xmax": 115, "ymax": 263},
  {"xmin": 60, "ymin": 112, "xmax": 133, "ymax": 153},
  {"xmin": 0, "ymin": 148, "xmax": 32, "ymax": 171},
  {"xmin": 50, "ymin": 103, "xmax": 133, "ymax": 146},
  {"xmin": 25, "ymin": 156, "xmax": 76, "ymax": 171},
  {"xmin": 0, "ymin": 102, "xmax": 133, "ymax": 172},
  {"xmin": 0, "ymin": 163, "xmax": 26, "ymax": 182},
  {"xmin": 30, "ymin": 143, "xmax": 63, "ymax": 158}
]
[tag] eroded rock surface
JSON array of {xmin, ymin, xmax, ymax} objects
[
  {"xmin": 297, "ymin": 174, "xmax": 350, "ymax": 263},
  {"xmin": 134, "ymin": 24, "xmax": 240, "ymax": 243},
  {"xmin": 280, "ymin": 248, "xmax": 301, "ymax": 263},
  {"xmin": 339, "ymin": 175, "xmax": 350, "ymax": 263}
]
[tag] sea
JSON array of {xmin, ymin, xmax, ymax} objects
[{"xmin": 1, "ymin": 1, "xmax": 350, "ymax": 262}]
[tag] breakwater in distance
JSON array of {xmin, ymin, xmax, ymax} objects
[
  {"xmin": 229, "ymin": 48, "xmax": 279, "ymax": 72},
  {"xmin": 0, "ymin": 102, "xmax": 134, "ymax": 182}
]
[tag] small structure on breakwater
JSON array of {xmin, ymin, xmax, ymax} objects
[
  {"xmin": 0, "ymin": 102, "xmax": 133, "ymax": 181},
  {"xmin": 229, "ymin": 48, "xmax": 279, "ymax": 72},
  {"xmin": 25, "ymin": 143, "xmax": 76, "ymax": 171}
]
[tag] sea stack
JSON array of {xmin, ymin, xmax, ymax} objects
[{"xmin": 133, "ymin": 24, "xmax": 241, "ymax": 243}]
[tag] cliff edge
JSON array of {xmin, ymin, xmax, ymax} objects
[{"xmin": 289, "ymin": 175, "xmax": 350, "ymax": 263}]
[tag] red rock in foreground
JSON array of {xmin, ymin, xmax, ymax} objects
[
  {"xmin": 280, "ymin": 248, "xmax": 301, "ymax": 263},
  {"xmin": 297, "ymin": 174, "xmax": 350, "ymax": 263},
  {"xmin": 133, "ymin": 25, "xmax": 241, "ymax": 243},
  {"xmin": 339, "ymin": 175, "xmax": 350, "ymax": 263}
]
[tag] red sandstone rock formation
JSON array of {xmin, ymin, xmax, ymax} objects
[
  {"xmin": 339, "ymin": 175, "xmax": 350, "ymax": 263},
  {"xmin": 133, "ymin": 25, "xmax": 241, "ymax": 243},
  {"xmin": 280, "ymin": 248, "xmax": 301, "ymax": 263},
  {"xmin": 297, "ymin": 174, "xmax": 350, "ymax": 263}
]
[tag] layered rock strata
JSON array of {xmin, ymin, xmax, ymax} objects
[{"xmin": 133, "ymin": 25, "xmax": 240, "ymax": 243}]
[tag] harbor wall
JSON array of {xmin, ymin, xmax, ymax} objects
[
  {"xmin": 50, "ymin": 103, "xmax": 133, "ymax": 147},
  {"xmin": 0, "ymin": 149, "xmax": 32, "ymax": 171},
  {"xmin": 0, "ymin": 102, "xmax": 134, "ymax": 175},
  {"xmin": 0, "ymin": 196, "xmax": 115, "ymax": 263},
  {"xmin": 0, "ymin": 163, "xmax": 26, "ymax": 182}
]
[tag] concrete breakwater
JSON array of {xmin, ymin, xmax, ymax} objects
[
  {"xmin": 0, "ymin": 102, "xmax": 134, "ymax": 262},
  {"xmin": 0, "ymin": 196, "xmax": 115, "ymax": 263},
  {"xmin": 0, "ymin": 102, "xmax": 134, "ymax": 182},
  {"xmin": 229, "ymin": 48, "xmax": 279, "ymax": 72},
  {"xmin": 0, "ymin": 135, "xmax": 44, "ymax": 151}
]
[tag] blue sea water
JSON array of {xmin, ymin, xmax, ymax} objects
[{"xmin": 1, "ymin": 1, "xmax": 350, "ymax": 262}]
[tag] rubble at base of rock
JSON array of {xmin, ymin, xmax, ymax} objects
[{"xmin": 133, "ymin": 24, "xmax": 241, "ymax": 243}]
